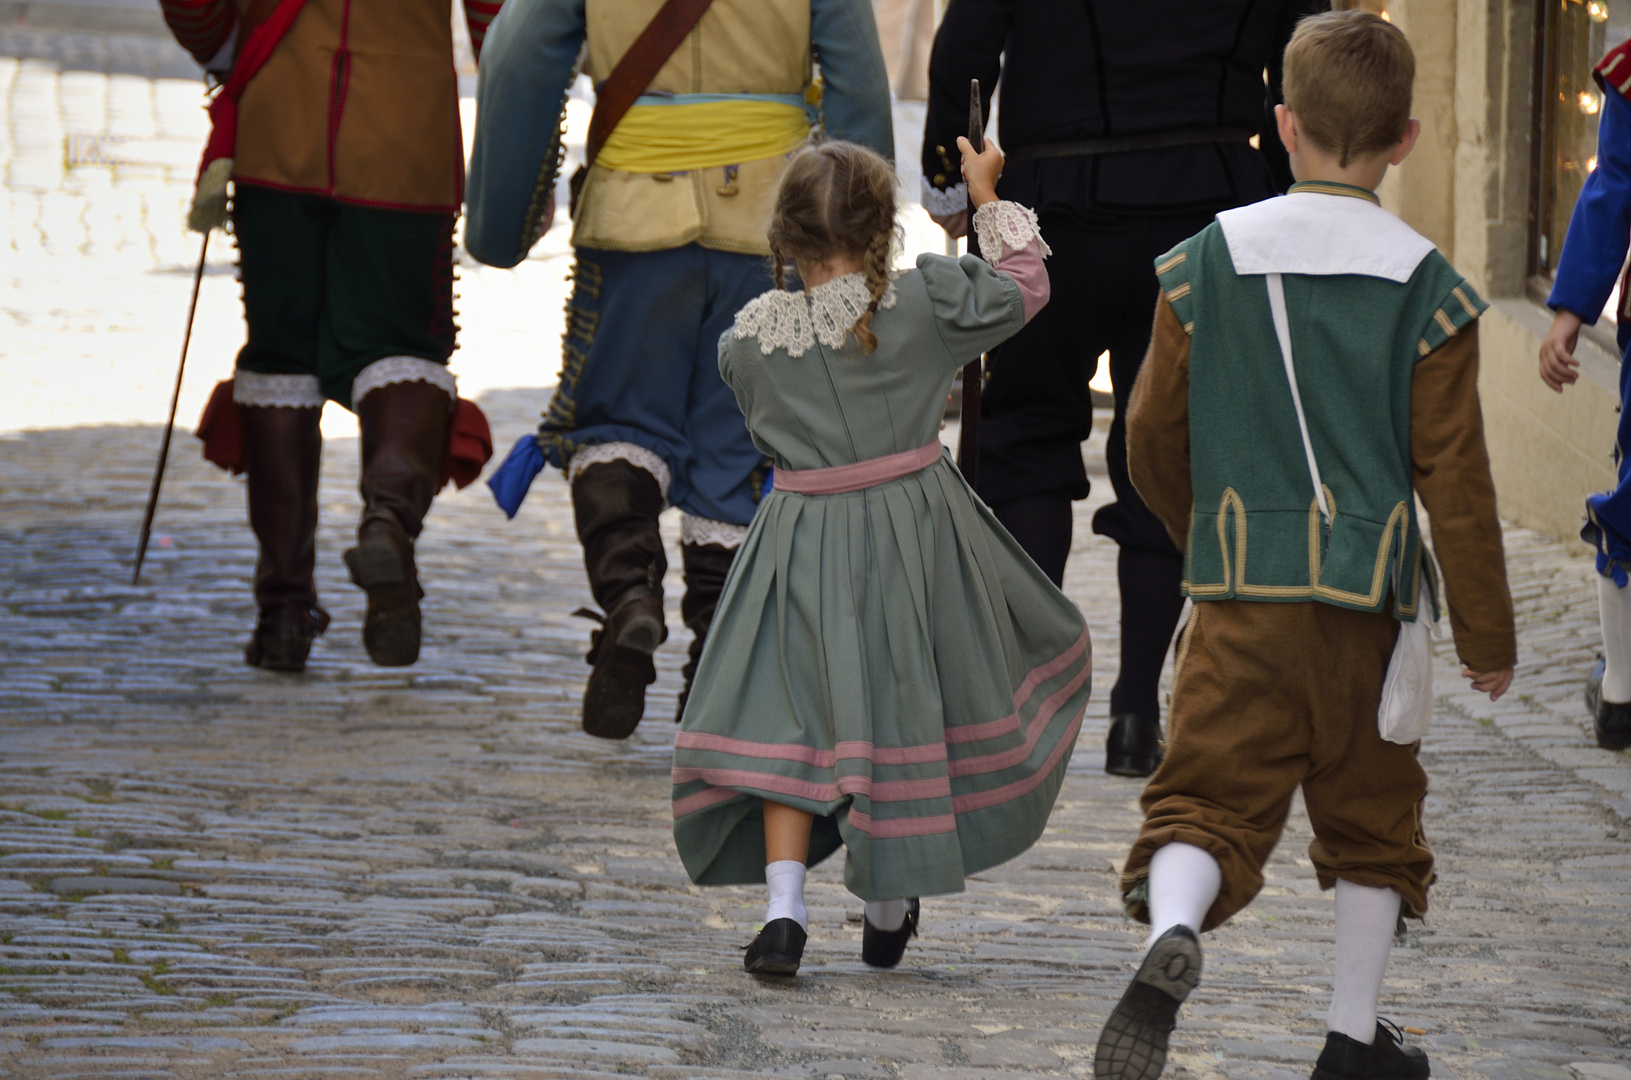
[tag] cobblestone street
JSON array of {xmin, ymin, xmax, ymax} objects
[{"xmin": 3, "ymin": 20, "xmax": 1631, "ymax": 1080}]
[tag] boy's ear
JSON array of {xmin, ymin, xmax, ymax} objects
[
  {"xmin": 1389, "ymin": 118, "xmax": 1422, "ymax": 166},
  {"xmin": 1274, "ymin": 103, "xmax": 1298, "ymax": 155}
]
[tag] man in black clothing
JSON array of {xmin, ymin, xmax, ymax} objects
[{"xmin": 922, "ymin": 0, "xmax": 1327, "ymax": 777}]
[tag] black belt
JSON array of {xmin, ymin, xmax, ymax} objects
[{"xmin": 1005, "ymin": 127, "xmax": 1255, "ymax": 163}]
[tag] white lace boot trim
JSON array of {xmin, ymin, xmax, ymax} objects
[
  {"xmin": 234, "ymin": 370, "xmax": 322, "ymax": 409},
  {"xmin": 732, "ymin": 273, "xmax": 899, "ymax": 357},
  {"xmin": 351, "ymin": 356, "xmax": 457, "ymax": 407},
  {"xmin": 921, "ymin": 179, "xmax": 969, "ymax": 217},
  {"xmin": 973, "ymin": 200, "xmax": 1053, "ymax": 262},
  {"xmin": 681, "ymin": 514, "xmax": 748, "ymax": 549},
  {"xmin": 567, "ymin": 441, "xmax": 672, "ymax": 502}
]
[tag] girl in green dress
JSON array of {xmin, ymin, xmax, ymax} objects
[{"xmin": 671, "ymin": 139, "xmax": 1092, "ymax": 976}]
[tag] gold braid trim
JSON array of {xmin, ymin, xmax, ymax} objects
[{"xmin": 519, "ymin": 103, "xmax": 569, "ymax": 263}]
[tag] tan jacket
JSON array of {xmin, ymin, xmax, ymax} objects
[
  {"xmin": 234, "ymin": 0, "xmax": 465, "ymax": 211},
  {"xmin": 572, "ymin": 0, "xmax": 814, "ymax": 254}
]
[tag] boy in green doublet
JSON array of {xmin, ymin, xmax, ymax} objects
[{"xmin": 1093, "ymin": 13, "xmax": 1518, "ymax": 1080}]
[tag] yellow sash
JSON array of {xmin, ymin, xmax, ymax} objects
[{"xmin": 596, "ymin": 101, "xmax": 811, "ymax": 174}]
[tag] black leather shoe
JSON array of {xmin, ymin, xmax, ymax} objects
[
  {"xmin": 1106, "ymin": 713, "xmax": 1164, "ymax": 777},
  {"xmin": 1586, "ymin": 657, "xmax": 1631, "ymax": 750},
  {"xmin": 1310, "ymin": 1021, "xmax": 1430, "ymax": 1080},
  {"xmin": 1094, "ymin": 925, "xmax": 1202, "ymax": 1080},
  {"xmin": 743, "ymin": 918, "xmax": 806, "ymax": 976},
  {"xmin": 860, "ymin": 899, "xmax": 919, "ymax": 968}
]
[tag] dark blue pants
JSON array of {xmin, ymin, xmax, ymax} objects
[{"xmin": 539, "ymin": 244, "xmax": 768, "ymax": 526}]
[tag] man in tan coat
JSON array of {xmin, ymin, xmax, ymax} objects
[
  {"xmin": 160, "ymin": 0, "xmax": 501, "ymax": 672},
  {"xmin": 466, "ymin": 0, "xmax": 893, "ymax": 739}
]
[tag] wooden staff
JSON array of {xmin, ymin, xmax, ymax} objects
[
  {"xmin": 956, "ymin": 78, "xmax": 983, "ymax": 487},
  {"xmin": 132, "ymin": 230, "xmax": 209, "ymax": 585}
]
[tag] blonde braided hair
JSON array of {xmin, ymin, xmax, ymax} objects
[{"xmin": 767, "ymin": 141, "xmax": 899, "ymax": 355}]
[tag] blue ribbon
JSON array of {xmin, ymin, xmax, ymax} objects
[{"xmin": 487, "ymin": 434, "xmax": 546, "ymax": 519}]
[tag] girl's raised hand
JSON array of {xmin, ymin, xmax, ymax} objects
[{"xmin": 956, "ymin": 135, "xmax": 1003, "ymax": 208}]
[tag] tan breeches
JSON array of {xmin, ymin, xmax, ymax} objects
[{"xmin": 1121, "ymin": 599, "xmax": 1434, "ymax": 930}]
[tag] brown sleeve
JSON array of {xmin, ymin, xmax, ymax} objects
[
  {"xmin": 1127, "ymin": 294, "xmax": 1193, "ymax": 552},
  {"xmin": 1410, "ymin": 321, "xmax": 1518, "ymax": 671}
]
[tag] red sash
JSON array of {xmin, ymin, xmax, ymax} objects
[{"xmin": 195, "ymin": 0, "xmax": 310, "ymax": 184}]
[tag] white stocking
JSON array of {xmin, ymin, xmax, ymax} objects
[
  {"xmin": 1600, "ymin": 574, "xmax": 1631, "ymax": 703},
  {"xmin": 864, "ymin": 898, "xmax": 908, "ymax": 932},
  {"xmin": 1145, "ymin": 842, "xmax": 1223, "ymax": 948},
  {"xmin": 1326, "ymin": 880, "xmax": 1400, "ymax": 1043},
  {"xmin": 764, "ymin": 860, "xmax": 808, "ymax": 930}
]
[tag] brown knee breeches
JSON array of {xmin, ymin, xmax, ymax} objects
[{"xmin": 1120, "ymin": 599, "xmax": 1434, "ymax": 930}]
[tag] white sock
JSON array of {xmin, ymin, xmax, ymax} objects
[
  {"xmin": 1144, "ymin": 842, "xmax": 1223, "ymax": 948},
  {"xmin": 864, "ymin": 898, "xmax": 908, "ymax": 931},
  {"xmin": 764, "ymin": 860, "xmax": 808, "ymax": 930},
  {"xmin": 1600, "ymin": 575, "xmax": 1631, "ymax": 703},
  {"xmin": 1326, "ymin": 880, "xmax": 1401, "ymax": 1043}
]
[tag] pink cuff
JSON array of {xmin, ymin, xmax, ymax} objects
[
  {"xmin": 972, "ymin": 200, "xmax": 1052, "ymax": 323},
  {"xmin": 996, "ymin": 238, "xmax": 1050, "ymax": 323}
]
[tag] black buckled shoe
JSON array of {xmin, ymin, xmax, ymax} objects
[
  {"xmin": 860, "ymin": 899, "xmax": 920, "ymax": 968},
  {"xmin": 1310, "ymin": 1020, "xmax": 1430, "ymax": 1080},
  {"xmin": 1586, "ymin": 657, "xmax": 1631, "ymax": 750},
  {"xmin": 1106, "ymin": 713, "xmax": 1164, "ymax": 777},
  {"xmin": 1094, "ymin": 925, "xmax": 1202, "ymax": 1080},
  {"xmin": 743, "ymin": 917, "xmax": 807, "ymax": 976}
]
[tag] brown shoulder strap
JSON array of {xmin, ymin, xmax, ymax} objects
[{"xmin": 584, "ymin": 0, "xmax": 718, "ymax": 167}]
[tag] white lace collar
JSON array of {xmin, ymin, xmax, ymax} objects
[{"xmin": 732, "ymin": 273, "xmax": 899, "ymax": 357}]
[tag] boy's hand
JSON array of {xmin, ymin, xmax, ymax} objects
[
  {"xmin": 1539, "ymin": 310, "xmax": 1583, "ymax": 392},
  {"xmin": 957, "ymin": 135, "xmax": 1003, "ymax": 208},
  {"xmin": 1463, "ymin": 666, "xmax": 1513, "ymax": 701}
]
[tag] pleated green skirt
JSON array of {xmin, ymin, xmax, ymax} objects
[{"xmin": 671, "ymin": 453, "xmax": 1092, "ymax": 902}]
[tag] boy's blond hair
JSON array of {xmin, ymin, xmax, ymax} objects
[{"xmin": 1282, "ymin": 10, "xmax": 1414, "ymax": 167}]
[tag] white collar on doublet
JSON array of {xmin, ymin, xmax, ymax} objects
[
  {"xmin": 732, "ymin": 272, "xmax": 899, "ymax": 357},
  {"xmin": 1217, "ymin": 190, "xmax": 1436, "ymax": 282}
]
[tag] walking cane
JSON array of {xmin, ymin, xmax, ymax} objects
[
  {"xmin": 955, "ymin": 78, "xmax": 983, "ymax": 487},
  {"xmin": 132, "ymin": 229, "xmax": 210, "ymax": 585}
]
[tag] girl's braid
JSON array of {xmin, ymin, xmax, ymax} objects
[{"xmin": 850, "ymin": 224, "xmax": 893, "ymax": 354}]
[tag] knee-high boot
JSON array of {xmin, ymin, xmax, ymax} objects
[
  {"xmin": 572, "ymin": 459, "xmax": 668, "ymax": 739},
  {"xmin": 242, "ymin": 404, "xmax": 329, "ymax": 671},
  {"xmin": 345, "ymin": 380, "xmax": 450, "ymax": 667},
  {"xmin": 676, "ymin": 541, "xmax": 735, "ymax": 722}
]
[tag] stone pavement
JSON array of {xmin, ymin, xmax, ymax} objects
[
  {"xmin": 1, "ymin": 397, "xmax": 1629, "ymax": 1080},
  {"xmin": 3, "ymin": 25, "xmax": 1630, "ymax": 1080}
]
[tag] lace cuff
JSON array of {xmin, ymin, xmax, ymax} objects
[
  {"xmin": 973, "ymin": 200, "xmax": 1052, "ymax": 264},
  {"xmin": 681, "ymin": 514, "xmax": 748, "ymax": 549},
  {"xmin": 234, "ymin": 370, "xmax": 322, "ymax": 409},
  {"xmin": 566, "ymin": 441, "xmax": 672, "ymax": 501},
  {"xmin": 921, "ymin": 179, "xmax": 968, "ymax": 217},
  {"xmin": 352, "ymin": 356, "xmax": 457, "ymax": 406}
]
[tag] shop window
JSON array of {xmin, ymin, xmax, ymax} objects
[{"xmin": 1531, "ymin": 0, "xmax": 1624, "ymax": 324}]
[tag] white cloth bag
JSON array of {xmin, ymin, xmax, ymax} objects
[{"xmin": 1265, "ymin": 273, "xmax": 1439, "ymax": 745}]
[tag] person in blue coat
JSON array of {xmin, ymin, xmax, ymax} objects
[
  {"xmin": 465, "ymin": 0, "xmax": 893, "ymax": 740},
  {"xmin": 1540, "ymin": 36, "xmax": 1631, "ymax": 752}
]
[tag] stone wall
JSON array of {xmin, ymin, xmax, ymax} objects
[{"xmin": 1372, "ymin": 0, "xmax": 1618, "ymax": 545}]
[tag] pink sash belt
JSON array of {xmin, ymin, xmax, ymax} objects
[{"xmin": 773, "ymin": 440, "xmax": 945, "ymax": 495}]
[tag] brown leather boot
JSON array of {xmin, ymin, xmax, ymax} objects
[
  {"xmin": 242, "ymin": 404, "xmax": 329, "ymax": 672},
  {"xmin": 572, "ymin": 459, "xmax": 668, "ymax": 739},
  {"xmin": 344, "ymin": 380, "xmax": 450, "ymax": 667},
  {"xmin": 675, "ymin": 541, "xmax": 735, "ymax": 722}
]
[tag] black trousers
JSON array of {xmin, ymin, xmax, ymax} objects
[{"xmin": 977, "ymin": 209, "xmax": 1216, "ymax": 721}]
